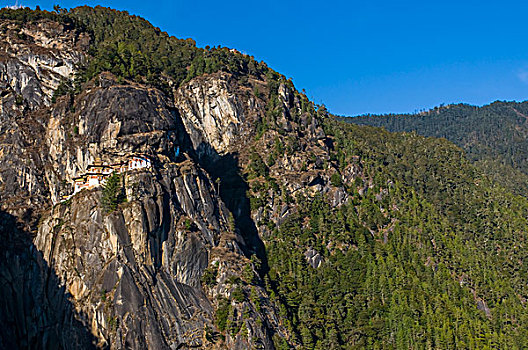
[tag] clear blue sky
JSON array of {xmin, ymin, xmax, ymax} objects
[{"xmin": 4, "ymin": 0, "xmax": 528, "ymax": 116}]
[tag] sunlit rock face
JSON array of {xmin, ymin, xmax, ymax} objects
[
  {"xmin": 20, "ymin": 71, "xmax": 283, "ymax": 348},
  {"xmin": 0, "ymin": 19, "xmax": 88, "ymax": 108},
  {"xmin": 0, "ymin": 10, "xmax": 348, "ymax": 348},
  {"xmin": 0, "ymin": 15, "xmax": 286, "ymax": 346}
]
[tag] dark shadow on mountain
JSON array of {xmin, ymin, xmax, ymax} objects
[
  {"xmin": 171, "ymin": 110, "xmax": 269, "ymax": 275},
  {"xmin": 204, "ymin": 152, "xmax": 269, "ymax": 274},
  {"xmin": 0, "ymin": 210, "xmax": 98, "ymax": 349}
]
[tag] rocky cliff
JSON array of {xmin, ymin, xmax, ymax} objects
[
  {"xmin": 0, "ymin": 15, "xmax": 287, "ymax": 349},
  {"xmin": 0, "ymin": 12, "xmax": 338, "ymax": 348}
]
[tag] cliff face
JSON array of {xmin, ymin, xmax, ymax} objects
[
  {"xmin": 174, "ymin": 73, "xmax": 255, "ymax": 158},
  {"xmin": 0, "ymin": 15, "xmax": 295, "ymax": 347},
  {"xmin": 0, "ymin": 12, "xmax": 352, "ymax": 348},
  {"xmin": 0, "ymin": 18, "xmax": 97, "ymax": 350},
  {"xmin": 0, "ymin": 18, "xmax": 86, "ymax": 225},
  {"xmin": 0, "ymin": 18, "xmax": 87, "ymax": 108},
  {"xmin": 32, "ymin": 73, "xmax": 288, "ymax": 348}
]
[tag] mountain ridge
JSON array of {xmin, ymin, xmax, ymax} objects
[{"xmin": 345, "ymin": 100, "xmax": 528, "ymax": 196}]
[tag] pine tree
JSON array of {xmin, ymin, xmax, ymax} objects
[{"xmin": 101, "ymin": 173, "xmax": 124, "ymax": 212}]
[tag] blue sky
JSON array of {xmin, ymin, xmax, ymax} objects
[{"xmin": 3, "ymin": 0, "xmax": 528, "ymax": 116}]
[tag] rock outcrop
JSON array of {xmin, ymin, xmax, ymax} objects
[
  {"xmin": 0, "ymin": 18, "xmax": 87, "ymax": 108},
  {"xmin": 31, "ymin": 73, "xmax": 286, "ymax": 348},
  {"xmin": 0, "ymin": 13, "xmax": 349, "ymax": 349},
  {"xmin": 0, "ymin": 211, "xmax": 97, "ymax": 350},
  {"xmin": 0, "ymin": 25, "xmax": 287, "ymax": 345}
]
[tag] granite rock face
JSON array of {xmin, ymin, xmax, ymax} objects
[
  {"xmin": 30, "ymin": 74, "xmax": 285, "ymax": 348},
  {"xmin": 0, "ymin": 22, "xmax": 285, "ymax": 345},
  {"xmin": 0, "ymin": 18, "xmax": 97, "ymax": 350},
  {"xmin": 0, "ymin": 211, "xmax": 97, "ymax": 350},
  {"xmin": 0, "ymin": 15, "xmax": 350, "ymax": 349},
  {"xmin": 174, "ymin": 73, "xmax": 263, "ymax": 160},
  {"xmin": 0, "ymin": 19, "xmax": 87, "ymax": 108},
  {"xmin": 0, "ymin": 18, "xmax": 88, "ymax": 227}
]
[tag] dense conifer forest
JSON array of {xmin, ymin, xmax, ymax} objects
[
  {"xmin": 347, "ymin": 102, "xmax": 528, "ymax": 197},
  {"xmin": 265, "ymin": 119, "xmax": 528, "ymax": 348}
]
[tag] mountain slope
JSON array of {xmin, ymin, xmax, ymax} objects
[
  {"xmin": 346, "ymin": 101, "xmax": 528, "ymax": 196},
  {"xmin": 1, "ymin": 6, "xmax": 528, "ymax": 350}
]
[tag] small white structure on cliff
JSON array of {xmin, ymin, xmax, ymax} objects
[
  {"xmin": 127, "ymin": 156, "xmax": 151, "ymax": 171},
  {"xmin": 70, "ymin": 155, "xmax": 152, "ymax": 196}
]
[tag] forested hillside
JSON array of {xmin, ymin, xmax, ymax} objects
[
  {"xmin": 264, "ymin": 118, "xmax": 528, "ymax": 348},
  {"xmin": 1, "ymin": 6, "xmax": 528, "ymax": 349},
  {"xmin": 347, "ymin": 102, "xmax": 528, "ymax": 196}
]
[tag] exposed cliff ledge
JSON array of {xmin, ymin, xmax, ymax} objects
[
  {"xmin": 0, "ymin": 29, "xmax": 289, "ymax": 344},
  {"xmin": 44, "ymin": 74, "xmax": 178, "ymax": 204},
  {"xmin": 0, "ymin": 17, "xmax": 88, "ymax": 228},
  {"xmin": 0, "ymin": 18, "xmax": 88, "ymax": 108},
  {"xmin": 31, "ymin": 72, "xmax": 287, "ymax": 348}
]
